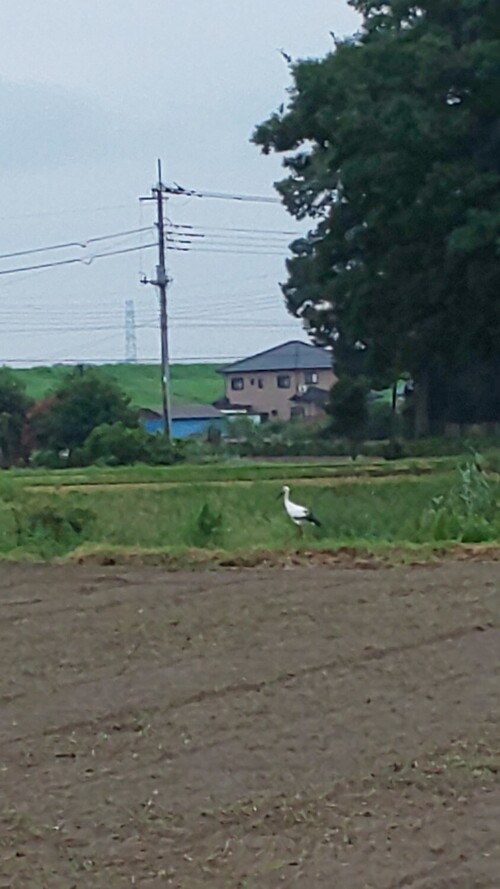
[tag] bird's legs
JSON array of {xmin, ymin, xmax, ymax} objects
[{"xmin": 295, "ymin": 523, "xmax": 303, "ymax": 539}]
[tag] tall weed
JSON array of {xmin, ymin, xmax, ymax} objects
[
  {"xmin": 0, "ymin": 475, "xmax": 95, "ymax": 557},
  {"xmin": 189, "ymin": 503, "xmax": 224, "ymax": 548},
  {"xmin": 418, "ymin": 459, "xmax": 499, "ymax": 543}
]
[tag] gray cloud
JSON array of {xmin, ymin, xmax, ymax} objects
[
  {"xmin": 0, "ymin": 1, "xmax": 360, "ymax": 364},
  {"xmin": 0, "ymin": 79, "xmax": 140, "ymax": 169}
]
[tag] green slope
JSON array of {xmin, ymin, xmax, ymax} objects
[{"xmin": 12, "ymin": 363, "xmax": 224, "ymax": 410}]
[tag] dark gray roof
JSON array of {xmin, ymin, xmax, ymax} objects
[
  {"xmin": 212, "ymin": 396, "xmax": 253, "ymax": 412},
  {"xmin": 140, "ymin": 404, "xmax": 225, "ymax": 421},
  {"xmin": 218, "ymin": 340, "xmax": 333, "ymax": 374},
  {"xmin": 290, "ymin": 386, "xmax": 329, "ymax": 405}
]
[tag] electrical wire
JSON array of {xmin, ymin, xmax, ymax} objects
[
  {"xmin": 0, "ymin": 226, "xmax": 154, "ymax": 261},
  {"xmin": 0, "ymin": 293, "xmax": 285, "ymax": 320},
  {"xmin": 168, "ymin": 245, "xmax": 288, "ymax": 257},
  {"xmin": 162, "ymin": 185, "xmax": 281, "ymax": 204},
  {"xmin": 1, "ymin": 354, "xmax": 250, "ymax": 365},
  {"xmin": 166, "ymin": 232, "xmax": 292, "ymax": 247},
  {"xmin": 0, "ymin": 242, "xmax": 157, "ymax": 276},
  {"xmin": 1, "ymin": 319, "xmax": 298, "ymax": 334},
  {"xmin": 169, "ymin": 222, "xmax": 298, "ymax": 236}
]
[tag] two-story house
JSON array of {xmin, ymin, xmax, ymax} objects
[{"xmin": 216, "ymin": 340, "xmax": 336, "ymax": 422}]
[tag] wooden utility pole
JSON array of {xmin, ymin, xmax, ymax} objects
[{"xmin": 140, "ymin": 160, "xmax": 172, "ymax": 439}]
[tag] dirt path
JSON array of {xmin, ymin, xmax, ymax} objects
[{"xmin": 0, "ymin": 560, "xmax": 499, "ymax": 887}]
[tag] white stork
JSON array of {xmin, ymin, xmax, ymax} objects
[{"xmin": 279, "ymin": 485, "xmax": 321, "ymax": 536}]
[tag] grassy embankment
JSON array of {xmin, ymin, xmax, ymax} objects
[
  {"xmin": 0, "ymin": 455, "xmax": 498, "ymax": 562},
  {"xmin": 12, "ymin": 363, "xmax": 223, "ymax": 409}
]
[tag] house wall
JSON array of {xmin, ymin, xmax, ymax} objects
[
  {"xmin": 172, "ymin": 418, "xmax": 225, "ymax": 438},
  {"xmin": 142, "ymin": 417, "xmax": 164, "ymax": 435},
  {"xmin": 141, "ymin": 416, "xmax": 226, "ymax": 439},
  {"xmin": 224, "ymin": 368, "xmax": 335, "ymax": 420}
]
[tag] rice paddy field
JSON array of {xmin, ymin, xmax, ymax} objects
[{"xmin": 0, "ymin": 454, "xmax": 498, "ymax": 562}]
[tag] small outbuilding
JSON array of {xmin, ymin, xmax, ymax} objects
[{"xmin": 139, "ymin": 404, "xmax": 227, "ymax": 439}]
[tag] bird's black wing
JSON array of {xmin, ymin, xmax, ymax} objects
[{"xmin": 305, "ymin": 510, "xmax": 321, "ymax": 527}]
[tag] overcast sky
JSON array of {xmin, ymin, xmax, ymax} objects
[{"xmin": 0, "ymin": 1, "xmax": 359, "ymax": 366}]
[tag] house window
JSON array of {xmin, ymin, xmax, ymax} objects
[
  {"xmin": 250, "ymin": 378, "xmax": 255, "ymax": 386},
  {"xmin": 304, "ymin": 370, "xmax": 318, "ymax": 385},
  {"xmin": 277, "ymin": 374, "xmax": 291, "ymax": 389},
  {"xmin": 258, "ymin": 378, "xmax": 263, "ymax": 389},
  {"xmin": 231, "ymin": 377, "xmax": 244, "ymax": 391}
]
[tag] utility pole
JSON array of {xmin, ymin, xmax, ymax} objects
[{"xmin": 140, "ymin": 160, "xmax": 172, "ymax": 439}]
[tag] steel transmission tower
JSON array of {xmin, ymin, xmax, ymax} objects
[{"xmin": 125, "ymin": 299, "xmax": 137, "ymax": 363}]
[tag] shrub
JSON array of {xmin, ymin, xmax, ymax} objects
[
  {"xmin": 146, "ymin": 434, "xmax": 185, "ymax": 466},
  {"xmin": 10, "ymin": 500, "xmax": 95, "ymax": 557},
  {"xmin": 189, "ymin": 503, "xmax": 224, "ymax": 548},
  {"xmin": 381, "ymin": 438, "xmax": 406, "ymax": 461},
  {"xmin": 366, "ymin": 401, "xmax": 396, "ymax": 441},
  {"xmin": 30, "ymin": 449, "xmax": 68, "ymax": 469},
  {"xmin": 83, "ymin": 423, "xmax": 148, "ymax": 465},
  {"xmin": 418, "ymin": 459, "xmax": 499, "ymax": 543},
  {"xmin": 81, "ymin": 422, "xmax": 185, "ymax": 467}
]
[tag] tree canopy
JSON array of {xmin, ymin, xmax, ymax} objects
[
  {"xmin": 326, "ymin": 375, "xmax": 369, "ymax": 458},
  {"xmin": 33, "ymin": 367, "xmax": 137, "ymax": 454},
  {"xmin": 254, "ymin": 0, "xmax": 500, "ymax": 386},
  {"xmin": 0, "ymin": 368, "xmax": 32, "ymax": 467}
]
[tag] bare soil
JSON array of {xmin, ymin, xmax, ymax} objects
[{"xmin": 0, "ymin": 560, "xmax": 499, "ymax": 888}]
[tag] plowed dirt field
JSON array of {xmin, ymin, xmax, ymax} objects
[{"xmin": 0, "ymin": 560, "xmax": 499, "ymax": 887}]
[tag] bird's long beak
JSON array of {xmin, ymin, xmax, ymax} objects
[{"xmin": 276, "ymin": 491, "xmax": 282, "ymax": 500}]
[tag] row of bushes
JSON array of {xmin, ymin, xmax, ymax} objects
[
  {"xmin": 228, "ymin": 435, "xmax": 500, "ymax": 462},
  {"xmin": 32, "ymin": 422, "xmax": 185, "ymax": 468},
  {"xmin": 29, "ymin": 421, "xmax": 500, "ymax": 470}
]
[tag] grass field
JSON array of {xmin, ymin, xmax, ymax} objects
[
  {"xmin": 1, "ymin": 455, "xmax": 498, "ymax": 561},
  {"xmin": 12, "ymin": 362, "xmax": 224, "ymax": 408}
]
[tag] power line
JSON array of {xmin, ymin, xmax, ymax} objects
[
  {"xmin": 0, "ymin": 320, "xmax": 298, "ymax": 334},
  {"xmin": 0, "ymin": 242, "xmax": 156, "ymax": 277},
  {"xmin": 166, "ymin": 230, "xmax": 292, "ymax": 247},
  {"xmin": 0, "ymin": 218, "xmax": 290, "ymax": 276},
  {"xmin": 1, "ymin": 354, "xmax": 249, "ymax": 365},
  {"xmin": 168, "ymin": 245, "xmax": 288, "ymax": 257},
  {"xmin": 0, "ymin": 292, "xmax": 285, "ymax": 320},
  {"xmin": 162, "ymin": 184, "xmax": 281, "ymax": 204},
  {"xmin": 169, "ymin": 223, "xmax": 298, "ymax": 236},
  {"xmin": 0, "ymin": 226, "xmax": 154, "ymax": 261}
]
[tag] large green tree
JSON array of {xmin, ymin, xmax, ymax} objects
[
  {"xmin": 326, "ymin": 375, "xmax": 369, "ymax": 459},
  {"xmin": 0, "ymin": 369, "xmax": 32, "ymax": 467},
  {"xmin": 254, "ymin": 0, "xmax": 500, "ymax": 431},
  {"xmin": 34, "ymin": 367, "xmax": 137, "ymax": 455}
]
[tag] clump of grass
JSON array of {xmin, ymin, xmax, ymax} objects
[
  {"xmin": 0, "ymin": 475, "xmax": 95, "ymax": 557},
  {"xmin": 189, "ymin": 503, "xmax": 224, "ymax": 548},
  {"xmin": 13, "ymin": 503, "xmax": 95, "ymax": 556},
  {"xmin": 418, "ymin": 458, "xmax": 499, "ymax": 543}
]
